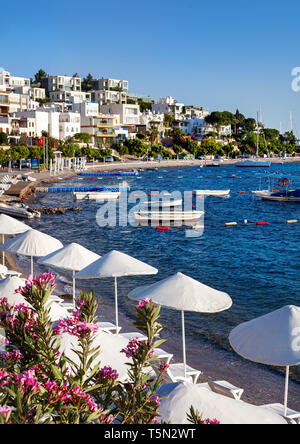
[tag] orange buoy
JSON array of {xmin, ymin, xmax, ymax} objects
[
  {"xmin": 256, "ymin": 221, "xmax": 269, "ymax": 226},
  {"xmin": 238, "ymin": 191, "xmax": 246, "ymax": 194},
  {"xmin": 156, "ymin": 226, "xmax": 169, "ymax": 231}
]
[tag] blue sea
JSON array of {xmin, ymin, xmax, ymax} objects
[{"xmin": 25, "ymin": 161, "xmax": 300, "ymax": 408}]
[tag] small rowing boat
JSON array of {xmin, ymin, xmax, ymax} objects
[
  {"xmin": 193, "ymin": 189, "xmax": 230, "ymax": 197},
  {"xmin": 134, "ymin": 210, "xmax": 204, "ymax": 224},
  {"xmin": 74, "ymin": 191, "xmax": 120, "ymax": 201}
]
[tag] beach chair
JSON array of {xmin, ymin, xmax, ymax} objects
[
  {"xmin": 97, "ymin": 321, "xmax": 122, "ymax": 335},
  {"xmin": 0, "ymin": 266, "xmax": 21, "ymax": 279},
  {"xmin": 208, "ymin": 380, "xmax": 244, "ymax": 400},
  {"xmin": 154, "ymin": 348, "xmax": 173, "ymax": 365},
  {"xmin": 120, "ymin": 332, "xmax": 148, "ymax": 342},
  {"xmin": 166, "ymin": 363, "xmax": 202, "ymax": 384},
  {"xmin": 261, "ymin": 403, "xmax": 300, "ymax": 424}
]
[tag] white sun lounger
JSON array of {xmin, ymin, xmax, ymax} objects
[
  {"xmin": 167, "ymin": 363, "xmax": 201, "ymax": 384},
  {"xmin": 120, "ymin": 332, "xmax": 148, "ymax": 342},
  {"xmin": 97, "ymin": 321, "xmax": 122, "ymax": 335},
  {"xmin": 261, "ymin": 403, "xmax": 300, "ymax": 424},
  {"xmin": 209, "ymin": 380, "xmax": 244, "ymax": 400},
  {"xmin": 0, "ymin": 266, "xmax": 22, "ymax": 279}
]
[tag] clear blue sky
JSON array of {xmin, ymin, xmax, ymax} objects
[{"xmin": 1, "ymin": 0, "xmax": 300, "ymax": 133}]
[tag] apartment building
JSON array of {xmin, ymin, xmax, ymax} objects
[
  {"xmin": 59, "ymin": 112, "xmax": 81, "ymax": 140},
  {"xmin": 91, "ymin": 89, "xmax": 127, "ymax": 106},
  {"xmin": 99, "ymin": 103, "xmax": 140, "ymax": 126},
  {"xmin": 14, "ymin": 86, "xmax": 46, "ymax": 101},
  {"xmin": 13, "ymin": 110, "xmax": 60, "ymax": 139},
  {"xmin": 49, "ymin": 90, "xmax": 91, "ymax": 103},
  {"xmin": 0, "ymin": 68, "xmax": 30, "ymax": 91},
  {"xmin": 152, "ymin": 96, "xmax": 185, "ymax": 120},
  {"xmin": 92, "ymin": 78, "xmax": 128, "ymax": 93},
  {"xmin": 41, "ymin": 75, "xmax": 81, "ymax": 95},
  {"xmin": 81, "ymin": 114, "xmax": 117, "ymax": 146},
  {"xmin": 0, "ymin": 91, "xmax": 10, "ymax": 117},
  {"xmin": 71, "ymin": 100, "xmax": 99, "ymax": 117}
]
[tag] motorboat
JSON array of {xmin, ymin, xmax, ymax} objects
[
  {"xmin": 193, "ymin": 189, "xmax": 230, "ymax": 197},
  {"xmin": 74, "ymin": 191, "xmax": 120, "ymax": 201},
  {"xmin": 142, "ymin": 198, "xmax": 183, "ymax": 209},
  {"xmin": 134, "ymin": 210, "xmax": 204, "ymax": 224},
  {"xmin": 0, "ymin": 202, "xmax": 41, "ymax": 219},
  {"xmin": 253, "ymin": 189, "xmax": 300, "ymax": 202}
]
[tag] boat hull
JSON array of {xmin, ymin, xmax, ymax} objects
[{"xmin": 134, "ymin": 210, "xmax": 204, "ymax": 224}]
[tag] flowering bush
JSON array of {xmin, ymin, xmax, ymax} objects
[{"xmin": 0, "ymin": 274, "xmax": 167, "ymax": 424}]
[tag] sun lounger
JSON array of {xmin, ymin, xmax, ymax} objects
[
  {"xmin": 167, "ymin": 363, "xmax": 201, "ymax": 384},
  {"xmin": 120, "ymin": 332, "xmax": 148, "ymax": 342},
  {"xmin": 208, "ymin": 380, "xmax": 244, "ymax": 400},
  {"xmin": 97, "ymin": 321, "xmax": 122, "ymax": 335},
  {"xmin": 0, "ymin": 266, "xmax": 22, "ymax": 279},
  {"xmin": 261, "ymin": 403, "xmax": 300, "ymax": 424},
  {"xmin": 154, "ymin": 348, "xmax": 173, "ymax": 365}
]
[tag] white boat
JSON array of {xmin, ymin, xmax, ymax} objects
[
  {"xmin": 0, "ymin": 203, "xmax": 41, "ymax": 219},
  {"xmin": 193, "ymin": 189, "xmax": 230, "ymax": 197},
  {"xmin": 253, "ymin": 190, "xmax": 300, "ymax": 202},
  {"xmin": 74, "ymin": 191, "xmax": 120, "ymax": 201},
  {"xmin": 134, "ymin": 210, "xmax": 204, "ymax": 224},
  {"xmin": 143, "ymin": 198, "xmax": 183, "ymax": 208}
]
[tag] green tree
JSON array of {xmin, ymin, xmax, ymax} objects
[
  {"xmin": 0, "ymin": 132, "xmax": 8, "ymax": 145},
  {"xmin": 243, "ymin": 118, "xmax": 257, "ymax": 132},
  {"xmin": 34, "ymin": 69, "xmax": 47, "ymax": 85},
  {"xmin": 82, "ymin": 73, "xmax": 94, "ymax": 92},
  {"xmin": 147, "ymin": 122, "xmax": 160, "ymax": 145},
  {"xmin": 164, "ymin": 113, "xmax": 175, "ymax": 128},
  {"xmin": 73, "ymin": 132, "xmax": 91, "ymax": 145}
]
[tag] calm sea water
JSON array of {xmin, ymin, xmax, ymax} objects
[{"xmin": 25, "ymin": 161, "xmax": 300, "ymax": 407}]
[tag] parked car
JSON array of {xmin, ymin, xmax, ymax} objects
[{"xmin": 105, "ymin": 157, "xmax": 114, "ymax": 162}]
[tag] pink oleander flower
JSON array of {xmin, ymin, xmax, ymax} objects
[
  {"xmin": 15, "ymin": 273, "xmax": 56, "ymax": 297},
  {"xmin": 121, "ymin": 337, "xmax": 143, "ymax": 359},
  {"xmin": 0, "ymin": 336, "xmax": 9, "ymax": 347},
  {"xmin": 53, "ymin": 318, "xmax": 99, "ymax": 339},
  {"xmin": 98, "ymin": 366, "xmax": 119, "ymax": 382},
  {"xmin": 0, "ymin": 405, "xmax": 11, "ymax": 419},
  {"xmin": 159, "ymin": 361, "xmax": 169, "ymax": 374},
  {"xmin": 0, "ymin": 370, "xmax": 10, "ymax": 387},
  {"xmin": 150, "ymin": 396, "xmax": 160, "ymax": 407},
  {"xmin": 0, "ymin": 349, "xmax": 23, "ymax": 364},
  {"xmin": 200, "ymin": 418, "xmax": 220, "ymax": 424},
  {"xmin": 16, "ymin": 370, "xmax": 41, "ymax": 393},
  {"xmin": 138, "ymin": 298, "xmax": 151, "ymax": 310}
]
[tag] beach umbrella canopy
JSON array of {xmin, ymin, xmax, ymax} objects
[
  {"xmin": 38, "ymin": 243, "xmax": 100, "ymax": 304},
  {"xmin": 0, "ymin": 276, "xmax": 27, "ymax": 306},
  {"xmin": 0, "ymin": 276, "xmax": 69, "ymax": 322},
  {"xmin": 54, "ymin": 330, "xmax": 133, "ymax": 382},
  {"xmin": 229, "ymin": 305, "xmax": 300, "ymax": 417},
  {"xmin": 129, "ymin": 272, "xmax": 232, "ymax": 378},
  {"xmin": 76, "ymin": 250, "xmax": 158, "ymax": 333},
  {"xmin": 157, "ymin": 382, "xmax": 286, "ymax": 424},
  {"xmin": 0, "ymin": 229, "xmax": 63, "ymax": 275},
  {"xmin": 0, "ymin": 214, "xmax": 30, "ymax": 265}
]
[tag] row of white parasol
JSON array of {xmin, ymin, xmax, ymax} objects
[{"xmin": 0, "ymin": 214, "xmax": 299, "ymax": 415}]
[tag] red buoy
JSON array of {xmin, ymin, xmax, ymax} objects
[
  {"xmin": 156, "ymin": 226, "xmax": 169, "ymax": 231},
  {"xmin": 256, "ymin": 221, "xmax": 269, "ymax": 226}
]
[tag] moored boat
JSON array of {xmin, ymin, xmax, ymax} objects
[
  {"xmin": 0, "ymin": 203, "xmax": 41, "ymax": 219},
  {"xmin": 134, "ymin": 210, "xmax": 204, "ymax": 224},
  {"xmin": 193, "ymin": 189, "xmax": 230, "ymax": 197},
  {"xmin": 74, "ymin": 191, "xmax": 120, "ymax": 201}
]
